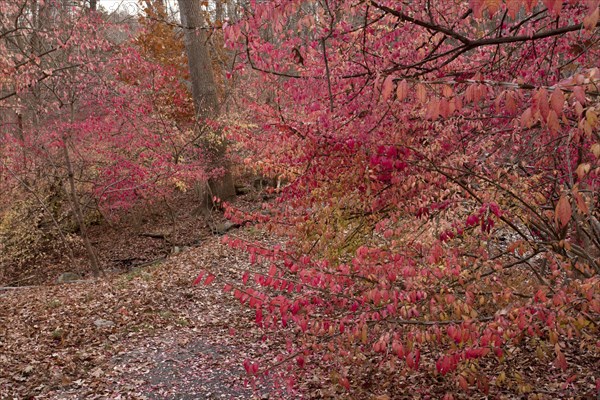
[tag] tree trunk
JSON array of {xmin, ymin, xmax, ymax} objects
[
  {"xmin": 64, "ymin": 104, "xmax": 102, "ymax": 277},
  {"xmin": 226, "ymin": 0, "xmax": 237, "ymax": 21},
  {"xmin": 215, "ymin": 0, "xmax": 224, "ymax": 25},
  {"xmin": 178, "ymin": 0, "xmax": 219, "ymax": 117},
  {"xmin": 177, "ymin": 0, "xmax": 235, "ymax": 205}
]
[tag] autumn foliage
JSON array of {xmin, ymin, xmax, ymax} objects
[
  {"xmin": 0, "ymin": 1, "xmax": 211, "ymax": 275},
  {"xmin": 1, "ymin": 0, "xmax": 599, "ymax": 397},
  {"xmin": 203, "ymin": 0, "xmax": 600, "ymax": 396}
]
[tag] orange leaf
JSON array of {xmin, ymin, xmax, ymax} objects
[
  {"xmin": 550, "ymin": 88, "xmax": 565, "ymax": 115},
  {"xmin": 521, "ymin": 107, "xmax": 533, "ymax": 128},
  {"xmin": 416, "ymin": 83, "xmax": 427, "ymax": 103},
  {"xmin": 535, "ymin": 88, "xmax": 550, "ymax": 121},
  {"xmin": 524, "ymin": 0, "xmax": 537, "ymax": 12},
  {"xmin": 442, "ymin": 84, "xmax": 453, "ymax": 98},
  {"xmin": 506, "ymin": 1, "xmax": 521, "ymax": 19},
  {"xmin": 396, "ymin": 79, "xmax": 408, "ymax": 101},
  {"xmin": 454, "ymin": 96, "xmax": 463, "ymax": 112},
  {"xmin": 426, "ymin": 98, "xmax": 440, "ymax": 120},
  {"xmin": 486, "ymin": 0, "xmax": 500, "ymax": 17},
  {"xmin": 555, "ymin": 195, "xmax": 571, "ymax": 228},
  {"xmin": 543, "ymin": 0, "xmax": 563, "ymax": 15},
  {"xmin": 382, "ymin": 75, "xmax": 394, "ymax": 102},
  {"xmin": 584, "ymin": 7, "xmax": 599, "ymax": 31},
  {"xmin": 439, "ymin": 98, "xmax": 450, "ymax": 118},
  {"xmin": 547, "ymin": 110, "xmax": 560, "ymax": 133},
  {"xmin": 470, "ymin": 0, "xmax": 483, "ymax": 18},
  {"xmin": 361, "ymin": 324, "xmax": 368, "ymax": 344},
  {"xmin": 573, "ymin": 190, "xmax": 589, "ymax": 214}
]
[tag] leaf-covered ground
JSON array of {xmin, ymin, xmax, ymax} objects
[{"xmin": 0, "ymin": 224, "xmax": 294, "ymax": 399}]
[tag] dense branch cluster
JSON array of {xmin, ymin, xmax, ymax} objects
[{"xmin": 215, "ymin": 0, "xmax": 600, "ymax": 396}]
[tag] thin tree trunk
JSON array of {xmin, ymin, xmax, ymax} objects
[{"xmin": 64, "ymin": 104, "xmax": 102, "ymax": 277}]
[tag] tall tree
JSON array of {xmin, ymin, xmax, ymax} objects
[{"xmin": 177, "ymin": 0, "xmax": 236, "ymax": 204}]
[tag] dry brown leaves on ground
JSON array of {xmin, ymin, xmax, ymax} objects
[{"xmin": 0, "ymin": 229, "xmax": 296, "ymax": 399}]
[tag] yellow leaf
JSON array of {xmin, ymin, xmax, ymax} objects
[
  {"xmin": 361, "ymin": 324, "xmax": 368, "ymax": 344},
  {"xmin": 575, "ymin": 163, "xmax": 591, "ymax": 180},
  {"xmin": 591, "ymin": 143, "xmax": 600, "ymax": 158},
  {"xmin": 496, "ymin": 371, "xmax": 506, "ymax": 386},
  {"xmin": 536, "ymin": 346, "xmax": 545, "ymax": 360},
  {"xmin": 586, "ymin": 109, "xmax": 598, "ymax": 126}
]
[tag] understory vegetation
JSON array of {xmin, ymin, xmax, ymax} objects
[{"xmin": 1, "ymin": 0, "xmax": 599, "ymax": 398}]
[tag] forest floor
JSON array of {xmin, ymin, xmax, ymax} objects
[
  {"xmin": 1, "ymin": 191, "xmax": 599, "ymax": 399},
  {"xmin": 0, "ymin": 189, "xmax": 302, "ymax": 399}
]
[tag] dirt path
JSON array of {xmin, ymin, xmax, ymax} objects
[{"xmin": 0, "ymin": 232, "xmax": 295, "ymax": 399}]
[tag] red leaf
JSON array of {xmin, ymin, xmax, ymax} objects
[
  {"xmin": 554, "ymin": 345, "xmax": 568, "ymax": 370},
  {"xmin": 339, "ymin": 376, "xmax": 350, "ymax": 390},
  {"xmin": 193, "ymin": 272, "xmax": 204, "ymax": 285},
  {"xmin": 268, "ymin": 264, "xmax": 277, "ymax": 277},
  {"xmin": 204, "ymin": 274, "xmax": 216, "ymax": 285},
  {"xmin": 255, "ymin": 308, "xmax": 263, "ymax": 324}
]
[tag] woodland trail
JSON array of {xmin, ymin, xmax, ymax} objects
[{"xmin": 0, "ymin": 230, "xmax": 294, "ymax": 399}]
